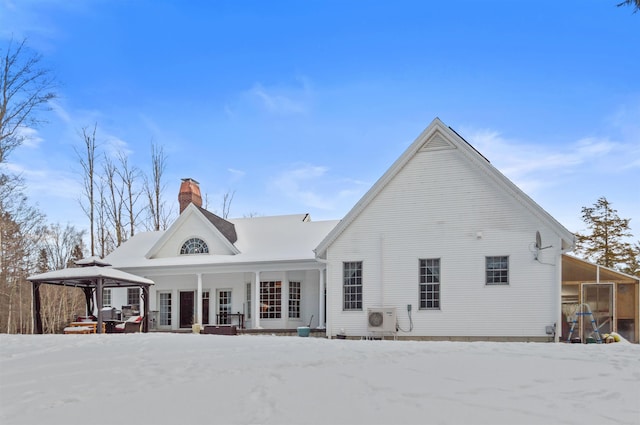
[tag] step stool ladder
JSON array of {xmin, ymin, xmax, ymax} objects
[{"xmin": 566, "ymin": 303, "xmax": 602, "ymax": 343}]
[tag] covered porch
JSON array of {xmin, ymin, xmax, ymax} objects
[
  {"xmin": 561, "ymin": 254, "xmax": 639, "ymax": 343},
  {"xmin": 144, "ymin": 263, "xmax": 327, "ymax": 333}
]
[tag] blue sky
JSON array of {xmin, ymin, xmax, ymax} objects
[{"xmin": 1, "ymin": 0, "xmax": 638, "ymax": 241}]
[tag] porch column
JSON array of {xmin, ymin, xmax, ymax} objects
[
  {"xmin": 254, "ymin": 271, "xmax": 261, "ymax": 329},
  {"xmin": 318, "ymin": 267, "xmax": 326, "ymax": 329},
  {"xmin": 196, "ymin": 273, "xmax": 203, "ymax": 326}
]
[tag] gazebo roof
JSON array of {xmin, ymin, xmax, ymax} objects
[{"xmin": 27, "ymin": 266, "xmax": 154, "ymax": 288}]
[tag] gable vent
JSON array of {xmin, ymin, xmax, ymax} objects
[{"xmin": 421, "ymin": 132, "xmax": 455, "ymax": 151}]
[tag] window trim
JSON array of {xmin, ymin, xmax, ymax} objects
[
  {"xmin": 102, "ymin": 288, "xmax": 112, "ymax": 308},
  {"xmin": 343, "ymin": 261, "xmax": 363, "ymax": 311},
  {"xmin": 289, "ymin": 281, "xmax": 301, "ymax": 319},
  {"xmin": 486, "ymin": 256, "xmax": 509, "ymax": 285},
  {"xmin": 246, "ymin": 282, "xmax": 252, "ymax": 319},
  {"xmin": 158, "ymin": 291, "xmax": 172, "ymax": 327},
  {"xmin": 127, "ymin": 288, "xmax": 140, "ymax": 309},
  {"xmin": 260, "ymin": 281, "xmax": 282, "ymax": 319},
  {"xmin": 180, "ymin": 237, "xmax": 209, "ymax": 255},
  {"xmin": 419, "ymin": 258, "xmax": 441, "ymax": 310}
]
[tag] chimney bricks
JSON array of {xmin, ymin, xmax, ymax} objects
[{"xmin": 179, "ymin": 178, "xmax": 202, "ymax": 213}]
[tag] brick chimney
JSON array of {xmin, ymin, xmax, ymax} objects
[{"xmin": 179, "ymin": 178, "xmax": 202, "ymax": 213}]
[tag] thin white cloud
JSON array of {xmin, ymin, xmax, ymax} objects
[
  {"xmin": 50, "ymin": 100, "xmax": 72, "ymax": 124},
  {"xmin": 102, "ymin": 134, "xmax": 132, "ymax": 157},
  {"xmin": 463, "ymin": 128, "xmax": 637, "ymax": 195},
  {"xmin": 15, "ymin": 126, "xmax": 44, "ymax": 148},
  {"xmin": 248, "ymin": 83, "xmax": 308, "ymax": 115},
  {"xmin": 229, "ymin": 78, "xmax": 314, "ymax": 117},
  {"xmin": 3, "ymin": 159, "xmax": 80, "ymax": 200},
  {"xmin": 271, "ymin": 163, "xmax": 368, "ymax": 211},
  {"xmin": 227, "ymin": 168, "xmax": 246, "ymax": 180}
]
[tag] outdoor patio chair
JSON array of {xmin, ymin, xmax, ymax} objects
[{"xmin": 115, "ymin": 315, "xmax": 143, "ymax": 333}]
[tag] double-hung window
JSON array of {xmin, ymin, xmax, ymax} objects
[
  {"xmin": 103, "ymin": 288, "xmax": 112, "ymax": 307},
  {"xmin": 419, "ymin": 258, "xmax": 440, "ymax": 309},
  {"xmin": 343, "ymin": 261, "xmax": 363, "ymax": 310},
  {"xmin": 127, "ymin": 288, "xmax": 140, "ymax": 309},
  {"xmin": 260, "ymin": 281, "xmax": 281, "ymax": 319},
  {"xmin": 486, "ymin": 256, "xmax": 509, "ymax": 285},
  {"xmin": 289, "ymin": 281, "xmax": 301, "ymax": 319}
]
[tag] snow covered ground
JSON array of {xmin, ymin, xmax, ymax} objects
[{"xmin": 1, "ymin": 334, "xmax": 638, "ymax": 425}]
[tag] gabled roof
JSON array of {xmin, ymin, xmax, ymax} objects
[
  {"xmin": 196, "ymin": 206, "xmax": 237, "ymax": 243},
  {"xmin": 105, "ymin": 213, "xmax": 339, "ymax": 270},
  {"xmin": 145, "ymin": 203, "xmax": 240, "ymax": 259},
  {"xmin": 315, "ymin": 117, "xmax": 575, "ymax": 258}
]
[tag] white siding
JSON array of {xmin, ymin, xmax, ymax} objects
[{"xmin": 327, "ymin": 148, "xmax": 562, "ymax": 338}]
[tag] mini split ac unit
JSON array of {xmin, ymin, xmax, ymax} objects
[{"xmin": 367, "ymin": 308, "xmax": 397, "ymax": 333}]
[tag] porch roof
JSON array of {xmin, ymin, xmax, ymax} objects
[{"xmin": 562, "ymin": 254, "xmax": 639, "ymax": 285}]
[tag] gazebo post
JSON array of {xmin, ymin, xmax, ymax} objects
[
  {"xmin": 142, "ymin": 286, "xmax": 150, "ymax": 333},
  {"xmin": 96, "ymin": 278, "xmax": 104, "ymax": 334},
  {"xmin": 82, "ymin": 287, "xmax": 93, "ymax": 318},
  {"xmin": 32, "ymin": 282, "xmax": 43, "ymax": 334}
]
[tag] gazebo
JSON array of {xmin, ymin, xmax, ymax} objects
[{"xmin": 28, "ymin": 256, "xmax": 154, "ymax": 334}]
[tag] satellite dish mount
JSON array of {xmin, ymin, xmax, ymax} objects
[{"xmin": 534, "ymin": 231, "xmax": 552, "ymax": 260}]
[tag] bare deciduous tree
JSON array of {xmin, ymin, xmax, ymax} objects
[
  {"xmin": 145, "ymin": 142, "xmax": 169, "ymax": 230},
  {"xmin": 222, "ymin": 190, "xmax": 235, "ymax": 219},
  {"xmin": 0, "ymin": 38, "xmax": 56, "ymax": 164},
  {"xmin": 37, "ymin": 223, "xmax": 86, "ymax": 333},
  {"xmin": 0, "ymin": 182, "xmax": 46, "ymax": 333},
  {"xmin": 76, "ymin": 124, "xmax": 98, "ymax": 256},
  {"xmin": 117, "ymin": 151, "xmax": 143, "ymax": 238},
  {"xmin": 102, "ymin": 154, "xmax": 125, "ymax": 247}
]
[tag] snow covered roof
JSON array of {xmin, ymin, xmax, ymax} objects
[
  {"xmin": 105, "ymin": 213, "xmax": 339, "ymax": 270},
  {"xmin": 27, "ymin": 266, "xmax": 154, "ymax": 288}
]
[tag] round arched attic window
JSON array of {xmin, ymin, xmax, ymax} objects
[{"xmin": 180, "ymin": 238, "xmax": 209, "ymax": 255}]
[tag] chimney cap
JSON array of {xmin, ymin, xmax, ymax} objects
[{"xmin": 181, "ymin": 177, "xmax": 200, "ymax": 184}]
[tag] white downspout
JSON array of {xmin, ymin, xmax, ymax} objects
[
  {"xmin": 318, "ymin": 267, "xmax": 326, "ymax": 329},
  {"xmin": 556, "ymin": 242, "xmax": 562, "ymax": 343}
]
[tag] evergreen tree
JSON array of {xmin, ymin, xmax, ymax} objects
[
  {"xmin": 617, "ymin": 0, "xmax": 640, "ymax": 13},
  {"xmin": 621, "ymin": 242, "xmax": 640, "ymax": 277},
  {"xmin": 575, "ymin": 197, "xmax": 635, "ymax": 271}
]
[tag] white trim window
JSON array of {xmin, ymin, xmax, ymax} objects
[
  {"xmin": 103, "ymin": 288, "xmax": 112, "ymax": 307},
  {"xmin": 289, "ymin": 281, "xmax": 301, "ymax": 319},
  {"xmin": 343, "ymin": 261, "xmax": 363, "ymax": 311},
  {"xmin": 486, "ymin": 256, "xmax": 509, "ymax": 285},
  {"xmin": 419, "ymin": 258, "xmax": 440, "ymax": 309},
  {"xmin": 260, "ymin": 281, "xmax": 282, "ymax": 319},
  {"xmin": 246, "ymin": 282, "xmax": 252, "ymax": 319},
  {"xmin": 218, "ymin": 290, "xmax": 232, "ymax": 324},
  {"xmin": 159, "ymin": 292, "xmax": 172, "ymax": 326},
  {"xmin": 127, "ymin": 288, "xmax": 140, "ymax": 309},
  {"xmin": 180, "ymin": 238, "xmax": 209, "ymax": 254}
]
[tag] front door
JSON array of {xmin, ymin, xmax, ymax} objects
[{"xmin": 180, "ymin": 291, "xmax": 195, "ymax": 328}]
